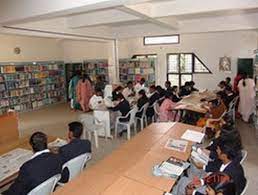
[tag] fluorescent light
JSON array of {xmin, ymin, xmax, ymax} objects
[{"xmin": 144, "ymin": 35, "xmax": 179, "ymax": 45}]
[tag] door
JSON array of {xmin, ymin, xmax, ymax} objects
[{"xmin": 237, "ymin": 58, "xmax": 253, "ymax": 78}]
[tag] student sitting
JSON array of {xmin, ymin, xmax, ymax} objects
[
  {"xmin": 122, "ymin": 81, "xmax": 135, "ymax": 100},
  {"xmin": 110, "ymin": 93, "xmax": 131, "ymax": 137},
  {"xmin": 136, "ymin": 89, "xmax": 149, "ymax": 118},
  {"xmin": 171, "ymin": 85, "xmax": 182, "ymax": 102},
  {"xmin": 225, "ymin": 77, "xmax": 232, "ymax": 89},
  {"xmin": 173, "ymin": 141, "xmax": 246, "ymax": 195},
  {"xmin": 196, "ymin": 92, "xmax": 227, "ymax": 127},
  {"xmin": 5, "ymin": 132, "xmax": 62, "ymax": 195},
  {"xmin": 134, "ymin": 78, "xmax": 148, "ymax": 95},
  {"xmin": 189, "ymin": 81, "xmax": 199, "ymax": 92},
  {"xmin": 165, "ymin": 81, "xmax": 173, "ymax": 94},
  {"xmin": 59, "ymin": 122, "xmax": 91, "ymax": 183},
  {"xmin": 159, "ymin": 92, "xmax": 177, "ymax": 122},
  {"xmin": 89, "ymin": 89, "xmax": 104, "ymax": 110},
  {"xmin": 156, "ymin": 85, "xmax": 166, "ymax": 100},
  {"xmin": 179, "ymin": 81, "xmax": 192, "ymax": 97},
  {"xmin": 146, "ymin": 85, "xmax": 160, "ymax": 118},
  {"xmin": 112, "ymin": 86, "xmax": 123, "ymax": 101},
  {"xmin": 223, "ymin": 86, "xmax": 236, "ymax": 108}
]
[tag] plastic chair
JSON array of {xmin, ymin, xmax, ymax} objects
[
  {"xmin": 240, "ymin": 149, "xmax": 248, "ymax": 164},
  {"xmin": 28, "ymin": 174, "xmax": 61, "ymax": 195},
  {"xmin": 115, "ymin": 106, "xmax": 138, "ymax": 140},
  {"xmin": 135, "ymin": 102, "xmax": 149, "ymax": 130},
  {"xmin": 58, "ymin": 153, "xmax": 91, "ymax": 186},
  {"xmin": 79, "ymin": 114, "xmax": 106, "ymax": 148},
  {"xmin": 227, "ymin": 96, "xmax": 239, "ymax": 122},
  {"xmin": 240, "ymin": 180, "xmax": 249, "ymax": 195},
  {"xmin": 151, "ymin": 102, "xmax": 161, "ymax": 122}
]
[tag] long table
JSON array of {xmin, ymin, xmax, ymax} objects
[{"xmin": 54, "ymin": 122, "xmax": 203, "ymax": 195}]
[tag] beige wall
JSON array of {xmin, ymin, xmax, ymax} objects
[
  {"xmin": 118, "ymin": 30, "xmax": 257, "ymax": 89},
  {"xmin": 0, "ymin": 34, "xmax": 63, "ymax": 62}
]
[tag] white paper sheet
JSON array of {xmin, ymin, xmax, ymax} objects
[
  {"xmin": 181, "ymin": 129, "xmax": 205, "ymax": 143},
  {"xmin": 0, "ymin": 148, "xmax": 33, "ymax": 181},
  {"xmin": 48, "ymin": 138, "xmax": 67, "ymax": 148}
]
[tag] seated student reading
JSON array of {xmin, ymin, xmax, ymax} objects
[
  {"xmin": 59, "ymin": 122, "xmax": 91, "ymax": 183},
  {"xmin": 135, "ymin": 89, "xmax": 149, "ymax": 118},
  {"xmin": 89, "ymin": 88, "xmax": 104, "ymax": 110},
  {"xmin": 146, "ymin": 85, "xmax": 160, "ymax": 118},
  {"xmin": 159, "ymin": 92, "xmax": 178, "ymax": 122},
  {"xmin": 179, "ymin": 81, "xmax": 192, "ymax": 97},
  {"xmin": 165, "ymin": 81, "xmax": 173, "ymax": 94},
  {"xmin": 196, "ymin": 92, "xmax": 227, "ymax": 128},
  {"xmin": 172, "ymin": 140, "xmax": 246, "ymax": 195},
  {"xmin": 112, "ymin": 86, "xmax": 123, "ymax": 101},
  {"xmin": 189, "ymin": 81, "xmax": 199, "ymax": 92},
  {"xmin": 171, "ymin": 85, "xmax": 182, "ymax": 102},
  {"xmin": 122, "ymin": 81, "xmax": 135, "ymax": 100},
  {"xmin": 222, "ymin": 86, "xmax": 236, "ymax": 108},
  {"xmin": 109, "ymin": 93, "xmax": 131, "ymax": 137},
  {"xmin": 225, "ymin": 77, "xmax": 232, "ymax": 89},
  {"xmin": 5, "ymin": 132, "xmax": 62, "ymax": 195}
]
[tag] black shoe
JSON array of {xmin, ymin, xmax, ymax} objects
[{"xmin": 118, "ymin": 129, "xmax": 127, "ymax": 137}]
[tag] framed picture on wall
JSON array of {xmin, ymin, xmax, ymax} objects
[{"xmin": 219, "ymin": 56, "xmax": 231, "ymax": 73}]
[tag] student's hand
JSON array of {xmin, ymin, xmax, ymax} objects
[
  {"xmin": 185, "ymin": 183, "xmax": 195, "ymax": 195},
  {"xmin": 193, "ymin": 161, "xmax": 204, "ymax": 169},
  {"xmin": 192, "ymin": 176, "xmax": 202, "ymax": 188},
  {"xmin": 206, "ymin": 186, "xmax": 216, "ymax": 195}
]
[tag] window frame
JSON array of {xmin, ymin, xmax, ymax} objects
[
  {"xmin": 143, "ymin": 35, "xmax": 180, "ymax": 46},
  {"xmin": 167, "ymin": 52, "xmax": 212, "ymax": 86}
]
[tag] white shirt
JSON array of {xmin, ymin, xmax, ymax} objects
[
  {"xmin": 31, "ymin": 149, "xmax": 50, "ymax": 159},
  {"xmin": 219, "ymin": 161, "xmax": 231, "ymax": 172},
  {"xmin": 89, "ymin": 95, "xmax": 104, "ymax": 110},
  {"xmin": 122, "ymin": 87, "xmax": 134, "ymax": 100}
]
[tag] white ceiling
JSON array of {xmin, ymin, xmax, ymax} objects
[{"xmin": 0, "ymin": 0, "xmax": 258, "ymax": 41}]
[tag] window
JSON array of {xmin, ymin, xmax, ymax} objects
[
  {"xmin": 167, "ymin": 53, "xmax": 211, "ymax": 86},
  {"xmin": 144, "ymin": 35, "xmax": 179, "ymax": 45},
  {"xmin": 132, "ymin": 54, "xmax": 157, "ymax": 59}
]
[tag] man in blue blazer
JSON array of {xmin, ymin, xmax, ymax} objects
[
  {"xmin": 6, "ymin": 132, "xmax": 62, "ymax": 195},
  {"xmin": 59, "ymin": 121, "xmax": 91, "ymax": 183}
]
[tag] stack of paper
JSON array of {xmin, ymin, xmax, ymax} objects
[
  {"xmin": 48, "ymin": 138, "xmax": 67, "ymax": 148},
  {"xmin": 191, "ymin": 148, "xmax": 210, "ymax": 165},
  {"xmin": 165, "ymin": 139, "xmax": 188, "ymax": 152},
  {"xmin": 159, "ymin": 161, "xmax": 184, "ymax": 176},
  {"xmin": 181, "ymin": 130, "xmax": 205, "ymax": 143}
]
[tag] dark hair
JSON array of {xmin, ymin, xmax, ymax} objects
[
  {"xmin": 75, "ymin": 70, "xmax": 81, "ymax": 76},
  {"xmin": 140, "ymin": 78, "xmax": 146, "ymax": 83},
  {"xmin": 127, "ymin": 81, "xmax": 133, "ymax": 85},
  {"xmin": 185, "ymin": 81, "xmax": 191, "ymax": 86},
  {"xmin": 172, "ymin": 85, "xmax": 178, "ymax": 92},
  {"xmin": 114, "ymin": 86, "xmax": 123, "ymax": 92},
  {"xmin": 68, "ymin": 122, "xmax": 83, "ymax": 138},
  {"xmin": 165, "ymin": 81, "xmax": 171, "ymax": 86},
  {"xmin": 164, "ymin": 91, "xmax": 172, "ymax": 99},
  {"xmin": 242, "ymin": 73, "xmax": 247, "ymax": 87},
  {"xmin": 226, "ymin": 77, "xmax": 231, "ymax": 83},
  {"xmin": 95, "ymin": 88, "xmax": 103, "ymax": 94},
  {"xmin": 30, "ymin": 132, "xmax": 48, "ymax": 152},
  {"xmin": 189, "ymin": 81, "xmax": 195, "ymax": 86},
  {"xmin": 138, "ymin": 89, "xmax": 146, "ymax": 96},
  {"xmin": 219, "ymin": 80, "xmax": 226, "ymax": 86},
  {"xmin": 116, "ymin": 93, "xmax": 125, "ymax": 100},
  {"xmin": 82, "ymin": 74, "xmax": 91, "ymax": 83},
  {"xmin": 149, "ymin": 85, "xmax": 156, "ymax": 90},
  {"xmin": 217, "ymin": 141, "xmax": 237, "ymax": 160}
]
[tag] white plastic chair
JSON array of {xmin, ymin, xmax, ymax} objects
[
  {"xmin": 79, "ymin": 114, "xmax": 106, "ymax": 148},
  {"xmin": 135, "ymin": 102, "xmax": 149, "ymax": 130},
  {"xmin": 240, "ymin": 179, "xmax": 249, "ymax": 195},
  {"xmin": 115, "ymin": 106, "xmax": 138, "ymax": 140},
  {"xmin": 58, "ymin": 153, "xmax": 91, "ymax": 186},
  {"xmin": 227, "ymin": 96, "xmax": 239, "ymax": 122},
  {"xmin": 28, "ymin": 174, "xmax": 61, "ymax": 195},
  {"xmin": 151, "ymin": 102, "xmax": 161, "ymax": 122},
  {"xmin": 240, "ymin": 149, "xmax": 248, "ymax": 164}
]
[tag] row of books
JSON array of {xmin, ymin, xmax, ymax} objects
[
  {"xmin": 0, "ymin": 64, "xmax": 62, "ymax": 73},
  {"xmin": 0, "ymin": 62, "xmax": 66, "ymax": 115},
  {"xmin": 120, "ymin": 67, "xmax": 154, "ymax": 75}
]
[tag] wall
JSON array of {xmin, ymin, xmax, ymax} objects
[
  {"xmin": 118, "ymin": 30, "xmax": 257, "ymax": 89},
  {"xmin": 0, "ymin": 33, "xmax": 63, "ymax": 62},
  {"xmin": 61, "ymin": 39, "xmax": 109, "ymax": 62}
]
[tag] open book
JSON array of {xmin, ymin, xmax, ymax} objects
[
  {"xmin": 191, "ymin": 148, "xmax": 210, "ymax": 165},
  {"xmin": 165, "ymin": 139, "xmax": 188, "ymax": 153}
]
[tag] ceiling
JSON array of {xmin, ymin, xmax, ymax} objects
[{"xmin": 0, "ymin": 0, "xmax": 258, "ymax": 42}]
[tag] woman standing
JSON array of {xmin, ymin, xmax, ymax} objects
[
  {"xmin": 76, "ymin": 74, "xmax": 93, "ymax": 112},
  {"xmin": 238, "ymin": 73, "xmax": 255, "ymax": 122}
]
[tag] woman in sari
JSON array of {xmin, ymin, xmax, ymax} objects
[
  {"xmin": 238, "ymin": 73, "xmax": 255, "ymax": 122},
  {"xmin": 68, "ymin": 71, "xmax": 80, "ymax": 110},
  {"xmin": 76, "ymin": 74, "xmax": 93, "ymax": 112}
]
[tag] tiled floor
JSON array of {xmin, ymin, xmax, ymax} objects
[{"xmin": 18, "ymin": 103, "xmax": 258, "ymax": 194}]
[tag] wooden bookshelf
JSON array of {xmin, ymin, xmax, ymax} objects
[
  {"xmin": 119, "ymin": 58, "xmax": 156, "ymax": 85},
  {"xmin": 0, "ymin": 61, "xmax": 65, "ymax": 115}
]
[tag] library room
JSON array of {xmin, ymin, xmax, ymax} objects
[{"xmin": 0, "ymin": 0, "xmax": 257, "ymax": 194}]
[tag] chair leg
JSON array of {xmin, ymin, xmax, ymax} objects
[
  {"xmin": 144, "ymin": 117, "xmax": 148, "ymax": 127},
  {"xmin": 134, "ymin": 122, "xmax": 137, "ymax": 135},
  {"xmin": 94, "ymin": 130, "xmax": 99, "ymax": 148},
  {"xmin": 87, "ymin": 131, "xmax": 92, "ymax": 141},
  {"xmin": 127, "ymin": 125, "xmax": 131, "ymax": 140},
  {"xmin": 140, "ymin": 119, "xmax": 143, "ymax": 130},
  {"xmin": 115, "ymin": 122, "xmax": 118, "ymax": 138}
]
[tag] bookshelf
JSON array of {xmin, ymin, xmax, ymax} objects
[
  {"xmin": 0, "ymin": 61, "xmax": 65, "ymax": 115},
  {"xmin": 119, "ymin": 58, "xmax": 156, "ymax": 85},
  {"xmin": 254, "ymin": 50, "xmax": 258, "ymax": 135},
  {"xmin": 83, "ymin": 59, "xmax": 109, "ymax": 83}
]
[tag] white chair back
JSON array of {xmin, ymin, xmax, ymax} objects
[
  {"xmin": 28, "ymin": 174, "xmax": 61, "ymax": 195},
  {"xmin": 240, "ymin": 149, "xmax": 248, "ymax": 164},
  {"xmin": 142, "ymin": 103, "xmax": 149, "ymax": 117},
  {"xmin": 62, "ymin": 153, "xmax": 91, "ymax": 182},
  {"xmin": 129, "ymin": 106, "xmax": 138, "ymax": 124},
  {"xmin": 240, "ymin": 180, "xmax": 249, "ymax": 195}
]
